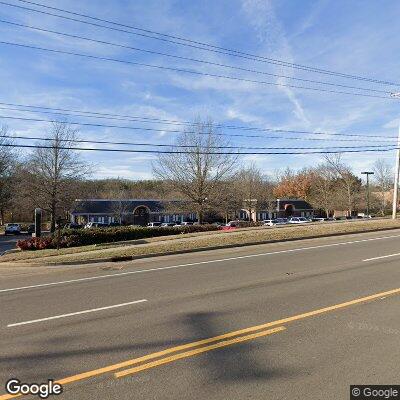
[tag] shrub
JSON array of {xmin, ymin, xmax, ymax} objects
[
  {"xmin": 16, "ymin": 225, "xmax": 219, "ymax": 251},
  {"xmin": 17, "ymin": 237, "xmax": 55, "ymax": 251}
]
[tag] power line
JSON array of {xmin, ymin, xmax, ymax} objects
[
  {"xmin": 0, "ymin": 102, "xmax": 394, "ymax": 140},
  {"xmin": 0, "ymin": 142, "xmax": 397, "ymax": 155},
  {"xmin": 0, "ymin": 114, "xmax": 397, "ymax": 142},
  {"xmin": 1, "ymin": 134, "xmax": 397, "ymax": 151},
  {"xmin": 0, "ymin": 102, "xmax": 396, "ymax": 141},
  {"xmin": 0, "ymin": 19, "xmax": 391, "ymax": 95},
  {"xmin": 0, "ymin": 40, "xmax": 396, "ymax": 101},
  {"xmin": 6, "ymin": 0, "xmax": 400, "ymax": 87}
]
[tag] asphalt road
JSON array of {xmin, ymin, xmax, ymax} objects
[{"xmin": 1, "ymin": 229, "xmax": 400, "ymax": 399}]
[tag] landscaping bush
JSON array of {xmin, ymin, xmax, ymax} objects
[
  {"xmin": 17, "ymin": 237, "xmax": 55, "ymax": 251},
  {"xmin": 16, "ymin": 225, "xmax": 219, "ymax": 251}
]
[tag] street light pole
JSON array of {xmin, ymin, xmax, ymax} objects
[{"xmin": 361, "ymin": 171, "xmax": 374, "ymax": 217}]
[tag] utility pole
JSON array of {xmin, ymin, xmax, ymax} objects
[
  {"xmin": 391, "ymin": 94, "xmax": 400, "ymax": 219},
  {"xmin": 392, "ymin": 124, "xmax": 400, "ymax": 219},
  {"xmin": 276, "ymin": 198, "xmax": 280, "ymax": 219},
  {"xmin": 361, "ymin": 171, "xmax": 374, "ymax": 217}
]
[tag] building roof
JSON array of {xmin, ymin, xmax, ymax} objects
[
  {"xmin": 71, "ymin": 199, "xmax": 180, "ymax": 214},
  {"xmin": 71, "ymin": 198, "xmax": 314, "ymax": 215},
  {"xmin": 276, "ymin": 199, "xmax": 313, "ymax": 210}
]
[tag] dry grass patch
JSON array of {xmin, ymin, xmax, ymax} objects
[
  {"xmin": 2, "ymin": 218, "xmax": 400, "ymax": 266},
  {"xmin": 0, "ymin": 228, "xmax": 242, "ymax": 263}
]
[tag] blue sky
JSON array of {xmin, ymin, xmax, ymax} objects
[{"xmin": 0, "ymin": 0, "xmax": 400, "ymax": 180}]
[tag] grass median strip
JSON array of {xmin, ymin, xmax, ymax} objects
[
  {"xmin": 115, "ymin": 326, "xmax": 286, "ymax": 378},
  {"xmin": 2, "ymin": 219, "xmax": 400, "ymax": 266}
]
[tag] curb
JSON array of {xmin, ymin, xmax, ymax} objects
[{"xmin": 39, "ymin": 225, "xmax": 400, "ymax": 267}]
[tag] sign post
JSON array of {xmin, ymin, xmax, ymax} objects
[{"xmin": 34, "ymin": 208, "xmax": 42, "ymax": 238}]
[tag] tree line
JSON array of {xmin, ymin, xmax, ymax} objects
[{"xmin": 0, "ymin": 120, "xmax": 394, "ymax": 230}]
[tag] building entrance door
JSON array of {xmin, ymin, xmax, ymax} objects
[
  {"xmin": 284, "ymin": 204, "xmax": 294, "ymax": 217},
  {"xmin": 133, "ymin": 206, "xmax": 150, "ymax": 226}
]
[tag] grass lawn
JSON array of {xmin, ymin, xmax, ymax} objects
[{"xmin": 2, "ymin": 218, "xmax": 400, "ymax": 266}]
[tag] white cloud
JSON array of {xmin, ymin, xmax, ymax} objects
[
  {"xmin": 1, "ymin": 0, "xmax": 400, "ymax": 180},
  {"xmin": 241, "ymin": 0, "xmax": 310, "ymax": 125}
]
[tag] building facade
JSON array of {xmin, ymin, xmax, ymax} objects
[
  {"xmin": 239, "ymin": 199, "xmax": 314, "ymax": 221},
  {"xmin": 70, "ymin": 199, "xmax": 197, "ymax": 226},
  {"xmin": 71, "ymin": 198, "xmax": 315, "ymax": 226}
]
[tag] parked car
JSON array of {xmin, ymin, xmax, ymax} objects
[
  {"xmin": 180, "ymin": 221, "xmax": 194, "ymax": 226},
  {"xmin": 311, "ymin": 217, "xmax": 327, "ymax": 222},
  {"xmin": 27, "ymin": 224, "xmax": 35, "ymax": 234},
  {"xmin": 288, "ymin": 217, "xmax": 309, "ymax": 224},
  {"xmin": 264, "ymin": 218, "xmax": 288, "ymax": 226},
  {"xmin": 220, "ymin": 225, "xmax": 238, "ymax": 231},
  {"xmin": 64, "ymin": 223, "xmax": 83, "ymax": 229},
  {"xmin": 160, "ymin": 222, "xmax": 176, "ymax": 227},
  {"xmin": 263, "ymin": 219, "xmax": 275, "ymax": 226},
  {"xmin": 4, "ymin": 223, "xmax": 22, "ymax": 235},
  {"xmin": 219, "ymin": 220, "xmax": 239, "ymax": 230},
  {"xmin": 226, "ymin": 220, "xmax": 240, "ymax": 227},
  {"xmin": 357, "ymin": 214, "xmax": 373, "ymax": 219},
  {"xmin": 147, "ymin": 222, "xmax": 162, "ymax": 228},
  {"xmin": 84, "ymin": 222, "xmax": 109, "ymax": 229}
]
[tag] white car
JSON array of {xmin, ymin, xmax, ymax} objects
[
  {"xmin": 4, "ymin": 223, "xmax": 21, "ymax": 235},
  {"xmin": 288, "ymin": 217, "xmax": 309, "ymax": 224},
  {"xmin": 263, "ymin": 219, "xmax": 275, "ymax": 226},
  {"xmin": 311, "ymin": 217, "xmax": 326, "ymax": 222},
  {"xmin": 160, "ymin": 223, "xmax": 176, "ymax": 227},
  {"xmin": 263, "ymin": 218, "xmax": 288, "ymax": 226},
  {"xmin": 84, "ymin": 222, "xmax": 108, "ymax": 229},
  {"xmin": 147, "ymin": 222, "xmax": 162, "ymax": 228}
]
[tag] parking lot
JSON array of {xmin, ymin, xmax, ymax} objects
[{"xmin": 0, "ymin": 234, "xmax": 30, "ymax": 255}]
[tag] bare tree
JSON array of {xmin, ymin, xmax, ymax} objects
[
  {"xmin": 0, "ymin": 126, "xmax": 15, "ymax": 225},
  {"xmin": 324, "ymin": 155, "xmax": 361, "ymax": 215},
  {"xmin": 236, "ymin": 165, "xmax": 271, "ymax": 221},
  {"xmin": 373, "ymin": 159, "xmax": 393, "ymax": 216},
  {"xmin": 153, "ymin": 119, "xmax": 238, "ymax": 223},
  {"xmin": 212, "ymin": 180, "xmax": 242, "ymax": 224},
  {"xmin": 25, "ymin": 122, "xmax": 89, "ymax": 232},
  {"xmin": 109, "ymin": 189, "xmax": 133, "ymax": 224},
  {"xmin": 309, "ymin": 165, "xmax": 337, "ymax": 218}
]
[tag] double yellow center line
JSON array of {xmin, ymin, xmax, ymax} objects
[
  {"xmin": 115, "ymin": 326, "xmax": 285, "ymax": 378},
  {"xmin": 115, "ymin": 286, "xmax": 400, "ymax": 378},
  {"xmin": 1, "ymin": 286, "xmax": 400, "ymax": 399}
]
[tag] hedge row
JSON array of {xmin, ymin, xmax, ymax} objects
[{"xmin": 17, "ymin": 225, "xmax": 219, "ymax": 251}]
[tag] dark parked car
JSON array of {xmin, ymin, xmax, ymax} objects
[
  {"xmin": 64, "ymin": 223, "xmax": 84, "ymax": 229},
  {"xmin": 27, "ymin": 224, "xmax": 35, "ymax": 234}
]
